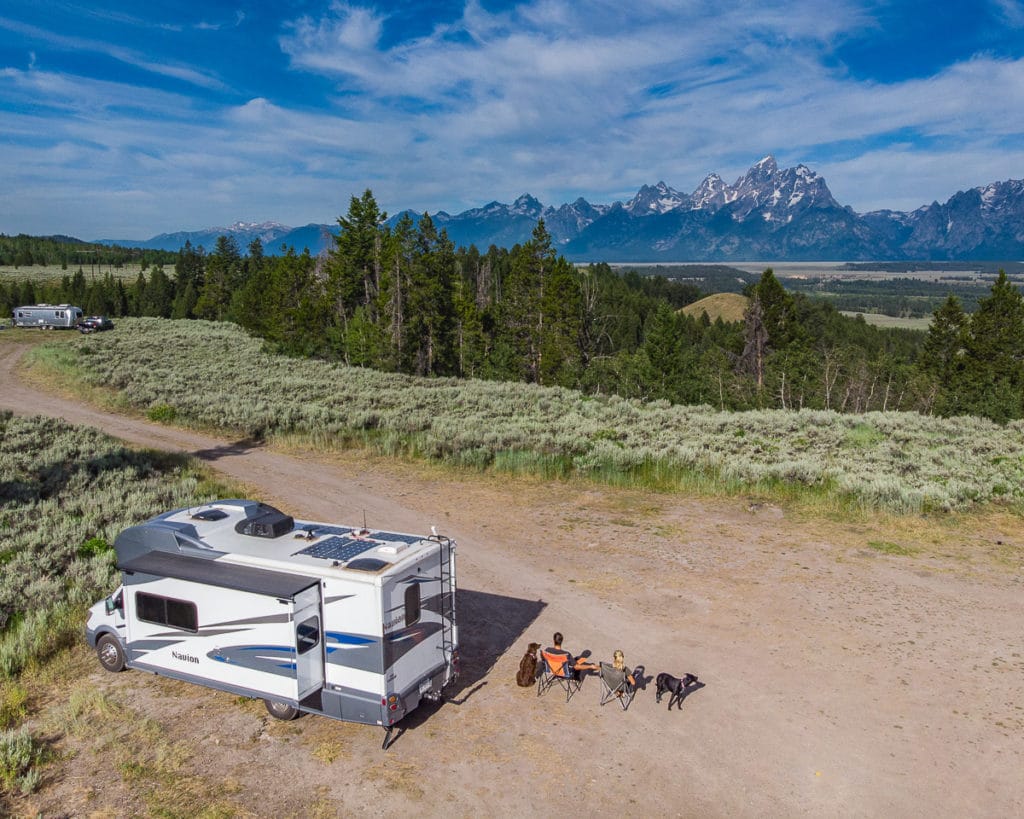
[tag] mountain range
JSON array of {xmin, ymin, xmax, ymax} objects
[{"xmin": 97, "ymin": 157, "xmax": 1024, "ymax": 261}]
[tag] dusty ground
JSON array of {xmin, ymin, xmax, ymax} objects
[{"xmin": 2, "ymin": 339, "xmax": 1023, "ymax": 817}]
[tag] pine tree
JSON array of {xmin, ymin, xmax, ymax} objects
[
  {"xmin": 959, "ymin": 272, "xmax": 1024, "ymax": 421},
  {"xmin": 195, "ymin": 235, "xmax": 240, "ymax": 320},
  {"xmin": 405, "ymin": 215, "xmax": 455, "ymax": 376},
  {"xmin": 751, "ymin": 269, "xmax": 796, "ymax": 348},
  {"xmin": 172, "ymin": 241, "xmax": 205, "ymax": 318}
]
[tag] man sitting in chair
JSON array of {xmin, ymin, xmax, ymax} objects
[{"xmin": 545, "ymin": 632, "xmax": 599, "ymax": 681}]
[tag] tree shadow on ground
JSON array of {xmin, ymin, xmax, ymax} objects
[{"xmin": 192, "ymin": 438, "xmax": 264, "ymax": 462}]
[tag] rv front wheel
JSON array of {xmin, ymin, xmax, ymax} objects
[
  {"xmin": 264, "ymin": 699, "xmax": 299, "ymax": 721},
  {"xmin": 96, "ymin": 634, "xmax": 126, "ymax": 672}
]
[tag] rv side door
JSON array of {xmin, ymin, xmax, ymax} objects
[{"xmin": 293, "ymin": 585, "xmax": 324, "ymax": 700}]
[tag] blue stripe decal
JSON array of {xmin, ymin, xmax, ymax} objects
[{"xmin": 325, "ymin": 632, "xmax": 376, "ymax": 646}]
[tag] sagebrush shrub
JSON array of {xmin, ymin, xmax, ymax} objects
[{"xmin": 32, "ymin": 318, "xmax": 1024, "ymax": 511}]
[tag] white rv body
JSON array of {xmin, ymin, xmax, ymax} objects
[
  {"xmin": 12, "ymin": 304, "xmax": 83, "ymax": 328},
  {"xmin": 86, "ymin": 500, "xmax": 458, "ymax": 742}
]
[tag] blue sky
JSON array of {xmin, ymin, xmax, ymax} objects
[{"xmin": 1, "ymin": 0, "xmax": 1023, "ymax": 239}]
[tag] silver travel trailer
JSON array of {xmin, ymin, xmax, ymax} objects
[
  {"xmin": 12, "ymin": 304, "xmax": 83, "ymax": 328},
  {"xmin": 85, "ymin": 500, "xmax": 458, "ymax": 748}
]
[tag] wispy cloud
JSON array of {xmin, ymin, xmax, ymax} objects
[
  {"xmin": 1, "ymin": 1, "xmax": 1022, "ymax": 236},
  {"xmin": 992, "ymin": 0, "xmax": 1024, "ymax": 26},
  {"xmin": 274, "ymin": 1, "xmax": 1024, "ymax": 213},
  {"xmin": 0, "ymin": 15, "xmax": 226, "ymax": 90}
]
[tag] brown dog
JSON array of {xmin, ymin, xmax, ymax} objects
[{"xmin": 516, "ymin": 642, "xmax": 542, "ymax": 687}]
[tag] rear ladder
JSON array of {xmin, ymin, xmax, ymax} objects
[{"xmin": 435, "ymin": 536, "xmax": 457, "ymax": 686}]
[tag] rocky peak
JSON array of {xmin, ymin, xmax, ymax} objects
[
  {"xmin": 511, "ymin": 193, "xmax": 544, "ymax": 217},
  {"xmin": 691, "ymin": 173, "xmax": 731, "ymax": 209},
  {"xmin": 625, "ymin": 181, "xmax": 688, "ymax": 216}
]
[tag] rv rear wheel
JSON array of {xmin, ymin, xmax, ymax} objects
[
  {"xmin": 96, "ymin": 634, "xmax": 126, "ymax": 672},
  {"xmin": 264, "ymin": 699, "xmax": 299, "ymax": 721}
]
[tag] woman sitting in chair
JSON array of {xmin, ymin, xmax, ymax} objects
[
  {"xmin": 597, "ymin": 650, "xmax": 638, "ymax": 708},
  {"xmin": 611, "ymin": 650, "xmax": 635, "ymax": 689}
]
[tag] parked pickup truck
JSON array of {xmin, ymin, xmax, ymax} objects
[{"xmin": 78, "ymin": 316, "xmax": 115, "ymax": 333}]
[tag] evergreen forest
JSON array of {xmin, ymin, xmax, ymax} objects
[{"xmin": 3, "ymin": 191, "xmax": 1023, "ymax": 423}]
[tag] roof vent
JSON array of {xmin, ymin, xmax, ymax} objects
[
  {"xmin": 345, "ymin": 558, "xmax": 391, "ymax": 572},
  {"xmin": 191, "ymin": 508, "xmax": 228, "ymax": 522}
]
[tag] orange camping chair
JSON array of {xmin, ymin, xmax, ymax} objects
[{"xmin": 537, "ymin": 649, "xmax": 581, "ymax": 701}]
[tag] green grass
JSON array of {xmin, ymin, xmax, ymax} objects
[
  {"xmin": 0, "ymin": 685, "xmax": 28, "ymax": 730},
  {"xmin": 0, "ymin": 728, "xmax": 48, "ymax": 796},
  {"xmin": 839, "ymin": 311, "xmax": 932, "ymax": 331},
  {"xmin": 0, "ymin": 263, "xmax": 148, "ymax": 284},
  {"xmin": 867, "ymin": 540, "xmax": 917, "ymax": 556}
]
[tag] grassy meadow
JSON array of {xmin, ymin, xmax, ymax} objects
[
  {"xmin": 839, "ymin": 311, "xmax": 933, "ymax": 330},
  {"xmin": 24, "ymin": 317, "xmax": 1024, "ymax": 514},
  {"xmin": 0, "ymin": 263, "xmax": 148, "ymax": 285},
  {"xmin": 680, "ymin": 292, "xmax": 749, "ymax": 323},
  {"xmin": 0, "ymin": 410, "xmax": 233, "ymax": 804}
]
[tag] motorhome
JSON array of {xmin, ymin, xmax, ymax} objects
[
  {"xmin": 86, "ymin": 499, "xmax": 458, "ymax": 748},
  {"xmin": 12, "ymin": 304, "xmax": 84, "ymax": 329}
]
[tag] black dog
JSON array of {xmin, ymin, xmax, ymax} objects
[{"xmin": 655, "ymin": 672, "xmax": 698, "ymax": 710}]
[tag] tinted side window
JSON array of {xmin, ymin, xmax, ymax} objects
[
  {"xmin": 135, "ymin": 592, "xmax": 198, "ymax": 632},
  {"xmin": 136, "ymin": 592, "xmax": 164, "ymax": 623},
  {"xmin": 166, "ymin": 598, "xmax": 198, "ymax": 631},
  {"xmin": 404, "ymin": 584, "xmax": 421, "ymax": 626},
  {"xmin": 296, "ymin": 616, "xmax": 320, "ymax": 655}
]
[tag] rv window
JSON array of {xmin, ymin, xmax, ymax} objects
[
  {"xmin": 404, "ymin": 584, "xmax": 421, "ymax": 626},
  {"xmin": 135, "ymin": 592, "xmax": 198, "ymax": 632},
  {"xmin": 296, "ymin": 616, "xmax": 320, "ymax": 655}
]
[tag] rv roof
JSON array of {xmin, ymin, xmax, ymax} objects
[{"xmin": 147, "ymin": 500, "xmax": 436, "ymax": 579}]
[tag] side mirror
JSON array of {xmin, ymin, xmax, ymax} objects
[{"xmin": 105, "ymin": 591, "xmax": 123, "ymax": 615}]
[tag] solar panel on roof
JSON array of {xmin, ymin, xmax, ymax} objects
[
  {"xmin": 373, "ymin": 532, "xmax": 423, "ymax": 545},
  {"xmin": 293, "ymin": 536, "xmax": 378, "ymax": 562}
]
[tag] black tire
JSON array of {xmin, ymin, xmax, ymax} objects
[
  {"xmin": 96, "ymin": 633, "xmax": 126, "ymax": 672},
  {"xmin": 264, "ymin": 699, "xmax": 300, "ymax": 721}
]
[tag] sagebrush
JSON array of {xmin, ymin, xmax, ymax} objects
[
  {"xmin": 0, "ymin": 411, "xmax": 222, "ymax": 677},
  {"xmin": 46, "ymin": 317, "xmax": 1024, "ymax": 513}
]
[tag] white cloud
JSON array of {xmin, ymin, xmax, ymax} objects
[
  {"xmin": 0, "ymin": 15, "xmax": 225, "ymax": 90},
  {"xmin": 2, "ymin": 0, "xmax": 1023, "ymax": 236}
]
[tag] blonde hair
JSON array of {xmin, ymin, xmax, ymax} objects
[{"xmin": 613, "ymin": 650, "xmax": 625, "ymax": 670}]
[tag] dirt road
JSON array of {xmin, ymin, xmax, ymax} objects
[{"xmin": 3, "ymin": 340, "xmax": 1023, "ymax": 817}]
